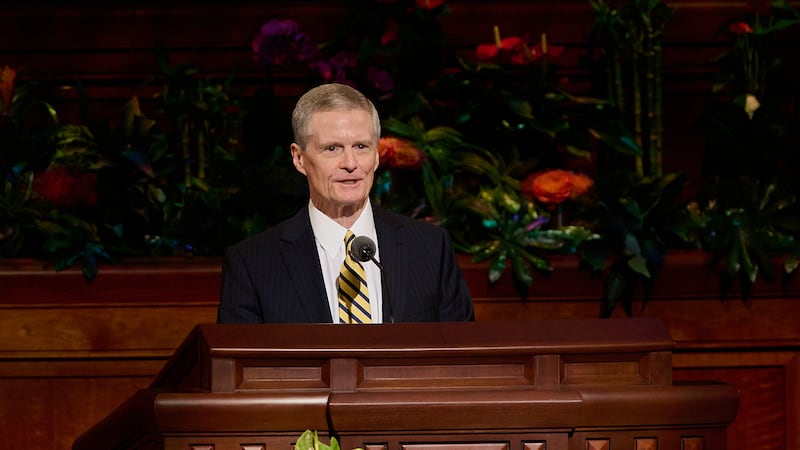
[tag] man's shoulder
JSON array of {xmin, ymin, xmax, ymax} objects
[
  {"xmin": 373, "ymin": 206, "xmax": 449, "ymax": 238},
  {"xmin": 228, "ymin": 208, "xmax": 308, "ymax": 254}
]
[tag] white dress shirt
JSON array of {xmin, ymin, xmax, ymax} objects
[{"xmin": 308, "ymin": 200, "xmax": 383, "ymax": 323}]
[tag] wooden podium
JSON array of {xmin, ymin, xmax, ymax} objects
[{"xmin": 73, "ymin": 319, "xmax": 739, "ymax": 450}]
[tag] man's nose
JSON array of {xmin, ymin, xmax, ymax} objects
[{"xmin": 339, "ymin": 148, "xmax": 358, "ymax": 169}]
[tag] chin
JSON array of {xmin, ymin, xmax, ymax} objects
[{"xmin": 334, "ymin": 195, "xmax": 368, "ymax": 209}]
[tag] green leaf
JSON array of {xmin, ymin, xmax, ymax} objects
[
  {"xmin": 728, "ymin": 239, "xmax": 741, "ymax": 275},
  {"xmin": 122, "ymin": 149, "xmax": 156, "ymax": 177},
  {"xmin": 471, "ymin": 238, "xmax": 501, "ymax": 262},
  {"xmin": 148, "ymin": 185, "xmax": 167, "ymax": 204},
  {"xmin": 295, "ymin": 430, "xmax": 339, "ymax": 450},
  {"xmin": 518, "ymin": 249, "xmax": 553, "ymax": 272},
  {"xmin": 488, "ymin": 251, "xmax": 508, "ymax": 283},
  {"xmin": 605, "ymin": 272, "xmax": 625, "ymax": 311},
  {"xmin": 495, "ymin": 185, "xmax": 520, "ymax": 213},
  {"xmin": 627, "ymin": 255, "xmax": 651, "ymax": 278},
  {"xmin": 736, "ymin": 229, "xmax": 757, "ymax": 284},
  {"xmin": 295, "ymin": 430, "xmax": 316, "ymax": 450},
  {"xmin": 785, "ymin": 255, "xmax": 799, "ymax": 274},
  {"xmin": 624, "ymin": 233, "xmax": 642, "ymax": 256},
  {"xmin": 510, "ymin": 252, "xmax": 533, "ymax": 287},
  {"xmin": 564, "ymin": 144, "xmax": 593, "ymax": 160}
]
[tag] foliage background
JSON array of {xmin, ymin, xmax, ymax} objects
[{"xmin": 1, "ymin": 0, "xmax": 799, "ymax": 313}]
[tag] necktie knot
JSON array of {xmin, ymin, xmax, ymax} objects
[{"xmin": 344, "ymin": 230, "xmax": 356, "ymax": 260}]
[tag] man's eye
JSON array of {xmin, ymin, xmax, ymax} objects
[{"xmin": 325, "ymin": 146, "xmax": 338, "ymax": 152}]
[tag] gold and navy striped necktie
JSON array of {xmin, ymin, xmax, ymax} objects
[{"xmin": 337, "ymin": 230, "xmax": 372, "ymax": 324}]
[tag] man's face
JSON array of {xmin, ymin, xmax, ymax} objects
[{"xmin": 291, "ymin": 109, "xmax": 379, "ymax": 220}]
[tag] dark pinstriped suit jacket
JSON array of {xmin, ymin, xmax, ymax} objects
[{"xmin": 217, "ymin": 205, "xmax": 474, "ymax": 323}]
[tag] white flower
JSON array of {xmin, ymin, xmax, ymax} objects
[{"xmin": 745, "ymin": 94, "xmax": 760, "ymax": 119}]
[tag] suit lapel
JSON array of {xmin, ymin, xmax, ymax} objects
[
  {"xmin": 280, "ymin": 209, "xmax": 333, "ymax": 322},
  {"xmin": 374, "ymin": 207, "xmax": 406, "ymax": 321}
]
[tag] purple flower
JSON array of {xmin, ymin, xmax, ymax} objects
[
  {"xmin": 525, "ymin": 216, "xmax": 549, "ymax": 231},
  {"xmin": 310, "ymin": 51, "xmax": 358, "ymax": 84},
  {"xmin": 252, "ymin": 19, "xmax": 317, "ymax": 66},
  {"xmin": 328, "ymin": 51, "xmax": 358, "ymax": 73},
  {"xmin": 308, "ymin": 60, "xmax": 333, "ymax": 82},
  {"xmin": 368, "ymin": 66, "xmax": 394, "ymax": 96}
]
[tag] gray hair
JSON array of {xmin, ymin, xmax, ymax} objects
[{"xmin": 291, "ymin": 83, "xmax": 381, "ymax": 149}]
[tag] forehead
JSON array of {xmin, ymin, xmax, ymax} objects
[{"xmin": 308, "ymin": 109, "xmax": 375, "ymax": 142}]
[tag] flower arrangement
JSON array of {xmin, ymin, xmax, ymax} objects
[
  {"xmin": 693, "ymin": 0, "xmax": 800, "ymax": 294},
  {"xmin": 2, "ymin": 0, "xmax": 799, "ymax": 313}
]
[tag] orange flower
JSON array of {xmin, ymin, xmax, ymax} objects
[
  {"xmin": 521, "ymin": 169, "xmax": 593, "ymax": 207},
  {"xmin": 568, "ymin": 172, "xmax": 594, "ymax": 199},
  {"xmin": 378, "ymin": 136, "xmax": 424, "ymax": 169},
  {"xmin": 0, "ymin": 65, "xmax": 17, "ymax": 113}
]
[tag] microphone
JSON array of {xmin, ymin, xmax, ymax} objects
[
  {"xmin": 348, "ymin": 235, "xmax": 394, "ymax": 323},
  {"xmin": 350, "ymin": 236, "xmax": 379, "ymax": 267}
]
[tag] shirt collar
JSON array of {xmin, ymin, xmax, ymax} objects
[{"xmin": 309, "ymin": 199, "xmax": 377, "ymax": 257}]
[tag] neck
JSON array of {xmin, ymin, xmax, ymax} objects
[{"xmin": 312, "ymin": 198, "xmax": 368, "ymax": 229}]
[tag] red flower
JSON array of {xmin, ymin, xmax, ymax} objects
[
  {"xmin": 476, "ymin": 29, "xmax": 563, "ymax": 66},
  {"xmin": 33, "ymin": 166, "xmax": 98, "ymax": 207},
  {"xmin": 476, "ymin": 36, "xmax": 527, "ymax": 63},
  {"xmin": 378, "ymin": 136, "xmax": 424, "ymax": 169},
  {"xmin": 729, "ymin": 21, "xmax": 754, "ymax": 35},
  {"xmin": 416, "ymin": 0, "xmax": 445, "ymax": 10},
  {"xmin": 521, "ymin": 169, "xmax": 593, "ymax": 207},
  {"xmin": 381, "ymin": 20, "xmax": 399, "ymax": 46},
  {"xmin": 528, "ymin": 40, "xmax": 565, "ymax": 60}
]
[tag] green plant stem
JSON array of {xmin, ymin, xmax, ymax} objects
[
  {"xmin": 653, "ymin": 35, "xmax": 663, "ymax": 178},
  {"xmin": 644, "ymin": 29, "xmax": 657, "ymax": 178},
  {"xmin": 613, "ymin": 50, "xmax": 624, "ymax": 112},
  {"xmin": 632, "ymin": 48, "xmax": 644, "ymax": 178},
  {"xmin": 182, "ymin": 121, "xmax": 191, "ymax": 187},
  {"xmin": 197, "ymin": 120, "xmax": 207, "ymax": 180}
]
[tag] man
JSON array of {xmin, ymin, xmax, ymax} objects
[{"xmin": 217, "ymin": 83, "xmax": 473, "ymax": 323}]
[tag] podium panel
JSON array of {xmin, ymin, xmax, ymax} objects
[{"xmin": 73, "ymin": 319, "xmax": 739, "ymax": 450}]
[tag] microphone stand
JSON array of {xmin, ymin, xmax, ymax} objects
[
  {"xmin": 350, "ymin": 241, "xmax": 395, "ymax": 323},
  {"xmin": 369, "ymin": 255, "xmax": 394, "ymax": 323}
]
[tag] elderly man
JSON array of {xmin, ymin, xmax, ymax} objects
[{"xmin": 217, "ymin": 83, "xmax": 473, "ymax": 324}]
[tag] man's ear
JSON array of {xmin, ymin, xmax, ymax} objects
[{"xmin": 290, "ymin": 143, "xmax": 306, "ymax": 175}]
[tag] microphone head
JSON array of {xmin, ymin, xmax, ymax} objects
[{"xmin": 350, "ymin": 236, "xmax": 376, "ymax": 262}]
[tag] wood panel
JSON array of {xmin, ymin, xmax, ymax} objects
[
  {"xmin": 0, "ymin": 363, "xmax": 156, "ymax": 450},
  {"xmin": 73, "ymin": 321, "xmax": 736, "ymax": 450},
  {"xmin": 2, "ymin": 252, "xmax": 798, "ymax": 449},
  {"xmin": 673, "ymin": 351, "xmax": 800, "ymax": 450}
]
